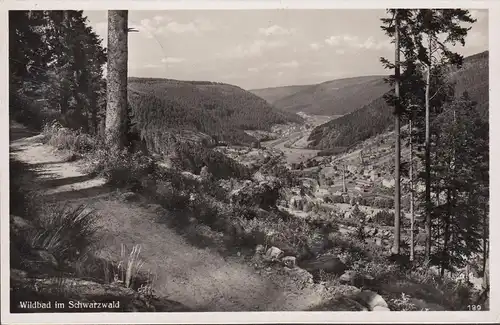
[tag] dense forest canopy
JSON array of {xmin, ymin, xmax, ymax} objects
[{"xmin": 128, "ymin": 77, "xmax": 304, "ymax": 148}]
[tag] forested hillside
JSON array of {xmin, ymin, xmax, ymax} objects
[
  {"xmin": 128, "ymin": 77, "xmax": 304, "ymax": 148},
  {"xmin": 308, "ymin": 51, "xmax": 489, "ymax": 151},
  {"xmin": 271, "ymin": 75, "xmax": 390, "ymax": 116}
]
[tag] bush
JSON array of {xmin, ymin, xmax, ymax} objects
[
  {"xmin": 9, "ymin": 159, "xmax": 42, "ymax": 220},
  {"xmin": 373, "ymin": 210, "xmax": 395, "ymax": 226},
  {"xmin": 85, "ymin": 145, "xmax": 157, "ymax": 190},
  {"xmin": 27, "ymin": 204, "xmax": 99, "ymax": 263},
  {"xmin": 171, "ymin": 142, "xmax": 251, "ymax": 180},
  {"xmin": 10, "ymin": 92, "xmax": 59, "ymax": 131},
  {"xmin": 42, "ymin": 121, "xmax": 97, "ymax": 154},
  {"xmin": 154, "ymin": 180, "xmax": 191, "ymax": 211},
  {"xmin": 332, "ymin": 195, "xmax": 344, "ymax": 204},
  {"xmin": 373, "ymin": 197, "xmax": 394, "ymax": 209}
]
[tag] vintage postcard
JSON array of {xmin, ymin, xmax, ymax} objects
[{"xmin": 1, "ymin": 0, "xmax": 497, "ymax": 323}]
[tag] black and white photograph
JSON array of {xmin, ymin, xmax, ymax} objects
[{"xmin": 2, "ymin": 1, "xmax": 496, "ymax": 323}]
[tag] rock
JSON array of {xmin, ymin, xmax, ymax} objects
[
  {"xmin": 339, "ymin": 270, "xmax": 357, "ymax": 283},
  {"xmin": 299, "ymin": 255, "xmax": 347, "ymax": 276},
  {"xmin": 32, "ymin": 250, "xmax": 58, "ymax": 268},
  {"xmin": 373, "ymin": 306, "xmax": 390, "ymax": 311},
  {"xmin": 120, "ymin": 191, "xmax": 138, "ymax": 202},
  {"xmin": 375, "ymin": 237, "xmax": 383, "ymax": 246},
  {"xmin": 356, "ymin": 290, "xmax": 389, "ymax": 310},
  {"xmin": 414, "ymin": 245, "xmax": 425, "ymax": 252},
  {"xmin": 282, "ymin": 256, "xmax": 296, "ymax": 268},
  {"xmin": 264, "ymin": 246, "xmax": 283, "ymax": 261},
  {"xmin": 339, "ymin": 271, "xmax": 374, "ymax": 288},
  {"xmin": 200, "ymin": 166, "xmax": 210, "ymax": 180},
  {"xmin": 255, "ymin": 244, "xmax": 265, "ymax": 254},
  {"xmin": 252, "ymin": 171, "xmax": 266, "ymax": 182},
  {"xmin": 284, "ymin": 266, "xmax": 314, "ymax": 285},
  {"xmin": 147, "ymin": 204, "xmax": 164, "ymax": 215}
]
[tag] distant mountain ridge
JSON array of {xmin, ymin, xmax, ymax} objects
[
  {"xmin": 250, "ymin": 75, "xmax": 390, "ymax": 116},
  {"xmin": 307, "ymin": 51, "xmax": 489, "ymax": 151},
  {"xmin": 250, "ymin": 85, "xmax": 311, "ymax": 105}
]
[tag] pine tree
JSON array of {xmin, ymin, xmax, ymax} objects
[
  {"xmin": 430, "ymin": 92, "xmax": 487, "ymax": 273},
  {"xmin": 410, "ymin": 9, "xmax": 476, "ymax": 262}
]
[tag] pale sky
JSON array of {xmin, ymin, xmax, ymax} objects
[{"xmin": 84, "ymin": 9, "xmax": 489, "ymax": 90}]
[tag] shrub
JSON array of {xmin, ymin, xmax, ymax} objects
[
  {"xmin": 373, "ymin": 197, "xmax": 394, "ymax": 209},
  {"xmin": 28, "ymin": 204, "xmax": 99, "ymax": 263},
  {"xmin": 10, "ymin": 92, "xmax": 59, "ymax": 131},
  {"xmin": 332, "ymin": 195, "xmax": 344, "ymax": 204},
  {"xmin": 373, "ymin": 210, "xmax": 394, "ymax": 226},
  {"xmin": 85, "ymin": 146, "xmax": 156, "ymax": 190},
  {"xmin": 9, "ymin": 159, "xmax": 42, "ymax": 220},
  {"xmin": 171, "ymin": 142, "xmax": 251, "ymax": 180},
  {"xmin": 42, "ymin": 121, "xmax": 97, "ymax": 154},
  {"xmin": 154, "ymin": 180, "xmax": 191, "ymax": 211}
]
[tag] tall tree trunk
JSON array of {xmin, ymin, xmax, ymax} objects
[
  {"xmin": 482, "ymin": 206, "xmax": 488, "ymax": 275},
  {"xmin": 105, "ymin": 10, "xmax": 128, "ymax": 150},
  {"xmin": 441, "ymin": 187, "xmax": 451, "ymax": 277},
  {"xmin": 424, "ymin": 35, "xmax": 432, "ymax": 262},
  {"xmin": 409, "ymin": 118, "xmax": 415, "ymax": 261},
  {"xmin": 342, "ymin": 164, "xmax": 347, "ymax": 193},
  {"xmin": 392, "ymin": 9, "xmax": 401, "ymax": 255}
]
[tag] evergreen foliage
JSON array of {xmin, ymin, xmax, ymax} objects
[{"xmin": 9, "ymin": 10, "xmax": 107, "ymax": 134}]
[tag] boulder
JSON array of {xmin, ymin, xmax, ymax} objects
[
  {"xmin": 199, "ymin": 166, "xmax": 211, "ymax": 180},
  {"xmin": 282, "ymin": 256, "xmax": 297, "ymax": 268},
  {"xmin": 120, "ymin": 191, "xmax": 139, "ymax": 202},
  {"xmin": 356, "ymin": 290, "xmax": 389, "ymax": 310},
  {"xmin": 299, "ymin": 255, "xmax": 347, "ymax": 276},
  {"xmin": 255, "ymin": 244, "xmax": 266, "ymax": 255},
  {"xmin": 264, "ymin": 246, "xmax": 284, "ymax": 261},
  {"xmin": 339, "ymin": 271, "xmax": 375, "ymax": 288},
  {"xmin": 252, "ymin": 171, "xmax": 266, "ymax": 183}
]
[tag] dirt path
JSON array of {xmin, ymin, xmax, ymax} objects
[{"xmin": 9, "ymin": 123, "xmax": 335, "ymax": 312}]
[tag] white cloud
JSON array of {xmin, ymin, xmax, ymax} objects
[
  {"xmin": 325, "ymin": 34, "xmax": 391, "ymax": 51},
  {"xmin": 258, "ymin": 24, "xmax": 296, "ymax": 36},
  {"xmin": 224, "ymin": 39, "xmax": 287, "ymax": 58},
  {"xmin": 161, "ymin": 21, "xmax": 199, "ymax": 34},
  {"xmin": 309, "ymin": 43, "xmax": 323, "ymax": 51},
  {"xmin": 161, "ymin": 57, "xmax": 186, "ymax": 64},
  {"xmin": 277, "ymin": 60, "xmax": 299, "ymax": 68},
  {"xmin": 248, "ymin": 67, "xmax": 259, "ymax": 72},
  {"xmin": 144, "ymin": 63, "xmax": 162, "ymax": 69},
  {"xmin": 356, "ymin": 37, "xmax": 392, "ymax": 50},
  {"xmin": 325, "ymin": 36, "xmax": 341, "ymax": 46},
  {"xmin": 153, "ymin": 15, "xmax": 165, "ymax": 23},
  {"xmin": 157, "ymin": 17, "xmax": 217, "ymax": 34},
  {"xmin": 335, "ymin": 49, "xmax": 345, "ymax": 55}
]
